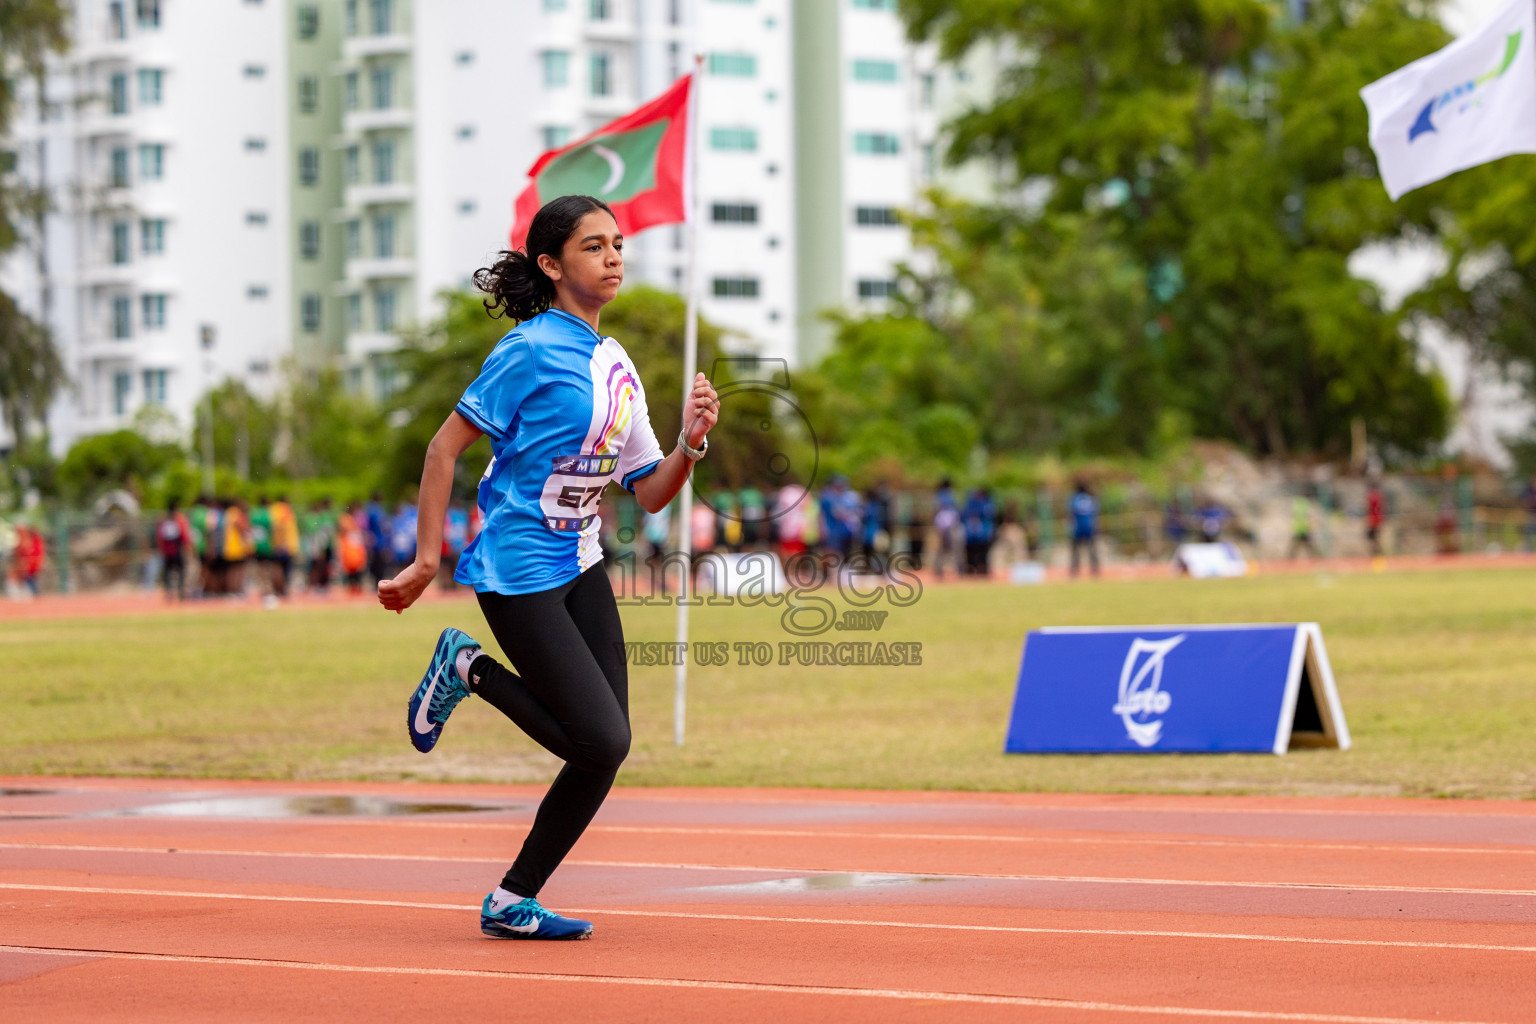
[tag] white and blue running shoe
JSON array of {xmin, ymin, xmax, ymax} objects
[
  {"xmin": 407, "ymin": 627, "xmax": 481, "ymax": 753},
  {"xmin": 481, "ymin": 892, "xmax": 593, "ymax": 940}
]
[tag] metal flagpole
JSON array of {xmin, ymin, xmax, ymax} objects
[{"xmin": 674, "ymin": 58, "xmax": 703, "ymax": 748}]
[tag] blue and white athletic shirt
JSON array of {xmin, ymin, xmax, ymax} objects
[{"xmin": 452, "ymin": 308, "xmax": 665, "ymax": 595}]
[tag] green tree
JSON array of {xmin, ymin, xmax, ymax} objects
[
  {"xmin": 895, "ymin": 0, "xmax": 1452, "ymax": 458},
  {"xmin": 56, "ymin": 430, "xmax": 182, "ymax": 504},
  {"xmin": 0, "ymin": 2, "xmax": 69, "ymax": 453}
]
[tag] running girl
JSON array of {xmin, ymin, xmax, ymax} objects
[{"xmin": 378, "ymin": 194, "xmax": 718, "ymax": 941}]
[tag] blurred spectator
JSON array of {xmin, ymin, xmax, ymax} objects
[
  {"xmin": 219, "ymin": 498, "xmax": 254, "ymax": 596},
  {"xmin": 443, "ymin": 502, "xmax": 470, "ymax": 585},
  {"xmin": 860, "ymin": 484, "xmax": 891, "ymax": 570},
  {"xmin": 1367, "ymin": 480, "xmax": 1387, "ymax": 558},
  {"xmin": 12, "ymin": 523, "xmax": 45, "ymax": 596},
  {"xmin": 250, "ymin": 496, "xmax": 274, "ymax": 594},
  {"xmin": 305, "ymin": 499, "xmax": 337, "ymax": 593},
  {"xmin": 1435, "ymin": 494, "xmax": 1459, "ymax": 555},
  {"xmin": 1069, "ymin": 482, "xmax": 1100, "ymax": 578},
  {"xmin": 1163, "ymin": 498, "xmax": 1188, "ymax": 552},
  {"xmin": 1522, "ymin": 475, "xmax": 1536, "ymax": 553},
  {"xmin": 642, "ymin": 504, "xmax": 672, "ymax": 576},
  {"xmin": 389, "ymin": 500, "xmax": 418, "ymax": 576},
  {"xmin": 1288, "ymin": 495, "xmax": 1317, "ymax": 559},
  {"xmin": 713, "ymin": 489, "xmax": 742, "ymax": 552},
  {"xmin": 995, "ymin": 499, "xmax": 1027, "ymax": 566},
  {"xmin": 338, "ymin": 503, "xmax": 369, "ymax": 594},
  {"xmin": 774, "ymin": 483, "xmax": 808, "ymax": 558},
  {"xmin": 156, "ymin": 499, "xmax": 193, "ymax": 601},
  {"xmin": 690, "ymin": 498, "xmax": 716, "ymax": 560},
  {"xmin": 1197, "ymin": 500, "xmax": 1229, "ymax": 543},
  {"xmin": 933, "ymin": 479, "xmax": 960, "ymax": 578},
  {"xmin": 191, "ymin": 496, "xmax": 216, "ymax": 597},
  {"xmin": 738, "ymin": 484, "xmax": 766, "ymax": 549},
  {"xmin": 366, "ymin": 492, "xmax": 390, "ymax": 585},
  {"xmin": 961, "ymin": 487, "xmax": 998, "ymax": 576},
  {"xmin": 819, "ymin": 477, "xmax": 858, "ymax": 561},
  {"xmin": 269, "ymin": 494, "xmax": 298, "ymax": 598}
]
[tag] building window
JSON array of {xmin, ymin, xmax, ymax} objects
[
  {"xmin": 300, "ymin": 293, "xmax": 322, "ymax": 331},
  {"xmin": 298, "ymin": 220, "xmax": 321, "ymax": 259},
  {"xmin": 542, "ymin": 51, "xmax": 569, "ymax": 88},
  {"xmin": 919, "ymin": 72, "xmax": 935, "ymax": 109},
  {"xmin": 142, "ymin": 369, "xmax": 167, "ymax": 406},
  {"xmin": 298, "ymin": 147, "xmax": 319, "ymax": 185},
  {"xmin": 111, "ymin": 221, "xmax": 131, "ymax": 264},
  {"xmin": 370, "ymin": 65, "xmax": 393, "ymax": 109},
  {"xmin": 589, "ymin": 0, "xmax": 611, "ymax": 19},
  {"xmin": 711, "ymin": 202, "xmax": 758, "ymax": 224},
  {"xmin": 455, "ymin": 50, "xmax": 474, "ymax": 65},
  {"xmin": 709, "ymin": 127, "xmax": 757, "ymax": 151},
  {"xmin": 247, "ymin": 285, "xmax": 270, "ymax": 300},
  {"xmin": 456, "ymin": 124, "xmax": 476, "ymax": 140},
  {"xmin": 113, "ymin": 370, "xmax": 132, "ymax": 414},
  {"xmin": 109, "ymin": 73, "xmax": 129, "ymax": 114},
  {"xmin": 110, "ymin": 146, "xmax": 130, "ymax": 188},
  {"xmin": 246, "ymin": 211, "xmax": 268, "ymax": 226},
  {"xmin": 244, "ymin": 137, "xmax": 267, "ymax": 152},
  {"xmin": 345, "ymin": 220, "xmax": 361, "ymax": 255},
  {"xmin": 852, "ymin": 59, "xmax": 899, "ymax": 83},
  {"xmin": 141, "ymin": 293, "xmax": 166, "ymax": 329},
  {"xmin": 138, "ymin": 143, "xmax": 165, "ymax": 179},
  {"xmin": 854, "ymin": 205, "xmax": 900, "ymax": 226},
  {"xmin": 136, "ymin": 0, "xmax": 162, "ymax": 28},
  {"xmin": 140, "ymin": 218, "xmax": 165, "ymax": 254},
  {"xmin": 372, "ymin": 213, "xmax": 395, "ymax": 258},
  {"xmin": 108, "ymin": 2, "xmax": 127, "ymax": 40},
  {"xmin": 590, "ymin": 53, "xmax": 612, "ymax": 96},
  {"xmin": 541, "ymin": 125, "xmax": 571, "ymax": 150},
  {"xmin": 296, "ymin": 5, "xmax": 319, "ymax": 39},
  {"xmin": 457, "ymin": 199, "xmax": 476, "ymax": 214},
  {"xmin": 111, "ymin": 296, "xmax": 132, "ymax": 339},
  {"xmin": 921, "ymin": 141, "xmax": 936, "ymax": 179},
  {"xmin": 374, "ymin": 287, "xmax": 397, "ymax": 331},
  {"xmin": 851, "ymin": 0, "xmax": 895, "ymax": 8},
  {"xmin": 346, "ymin": 293, "xmax": 362, "ymax": 330},
  {"xmin": 137, "ymin": 68, "xmax": 163, "ymax": 105},
  {"xmin": 243, "ymin": 64, "xmax": 266, "ymax": 79},
  {"xmin": 544, "ymin": 0, "xmax": 567, "ymax": 9},
  {"xmin": 297, "ymin": 75, "xmax": 318, "ymax": 113},
  {"xmin": 344, "ymin": 0, "xmax": 357, "ymax": 35},
  {"xmin": 370, "ymin": 139, "xmax": 394, "ymax": 183},
  {"xmin": 857, "ymin": 278, "xmax": 899, "ymax": 299},
  {"xmin": 708, "ymin": 53, "xmax": 756, "ymax": 77},
  {"xmin": 344, "ymin": 71, "xmax": 359, "ymax": 110},
  {"xmin": 853, "ymin": 132, "xmax": 900, "ymax": 155},
  {"xmin": 712, "ymin": 276, "xmax": 759, "ymax": 299},
  {"xmin": 368, "ymin": 0, "xmax": 393, "ymax": 34}
]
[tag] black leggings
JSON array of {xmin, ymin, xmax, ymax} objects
[{"xmin": 468, "ymin": 564, "xmax": 630, "ymax": 899}]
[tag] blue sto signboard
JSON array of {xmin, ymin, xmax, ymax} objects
[{"xmin": 1005, "ymin": 624, "xmax": 1350, "ymax": 755}]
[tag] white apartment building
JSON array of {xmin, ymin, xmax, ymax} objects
[
  {"xmin": 2, "ymin": 0, "xmax": 980, "ymax": 455},
  {"xmin": 2, "ymin": 0, "xmax": 291, "ymax": 454}
]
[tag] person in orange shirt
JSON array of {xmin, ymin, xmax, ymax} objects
[
  {"xmin": 338, "ymin": 503, "xmax": 369, "ymax": 595},
  {"xmin": 268, "ymin": 494, "xmax": 299, "ymax": 598}
]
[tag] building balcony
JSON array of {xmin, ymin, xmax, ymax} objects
[
  {"xmin": 75, "ymin": 35, "xmax": 134, "ymax": 65},
  {"xmin": 584, "ymin": 93, "xmax": 637, "ymax": 120},
  {"xmin": 582, "ymin": 19, "xmax": 636, "ymax": 43},
  {"xmin": 78, "ymin": 111, "xmax": 134, "ymax": 139},
  {"xmin": 344, "ymin": 182, "xmax": 414, "ymax": 207},
  {"xmin": 342, "ymin": 33, "xmax": 412, "ymax": 59},
  {"xmin": 343, "ymin": 107, "xmax": 412, "ymax": 134},
  {"xmin": 81, "ymin": 262, "xmax": 136, "ymax": 288},
  {"xmin": 346, "ymin": 256, "xmax": 415, "ymax": 282},
  {"xmin": 345, "ymin": 331, "xmax": 402, "ymax": 357}
]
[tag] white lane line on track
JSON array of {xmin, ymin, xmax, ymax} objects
[
  {"xmin": 133, "ymin": 819, "xmax": 1531, "ymax": 857},
  {"xmin": 2, "ymin": 842, "xmax": 1535, "ymax": 898},
  {"xmin": 2, "ymin": 882, "xmax": 1534, "ymax": 955},
  {"xmin": 0, "ymin": 943, "xmax": 1506, "ymax": 1024}
]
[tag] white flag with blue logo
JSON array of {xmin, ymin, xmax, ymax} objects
[{"xmin": 1360, "ymin": 0, "xmax": 1536, "ymax": 200}]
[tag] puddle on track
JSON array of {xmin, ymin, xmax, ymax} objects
[
  {"xmin": 691, "ymin": 872, "xmax": 951, "ymax": 894},
  {"xmin": 109, "ymin": 796, "xmax": 523, "ymax": 819}
]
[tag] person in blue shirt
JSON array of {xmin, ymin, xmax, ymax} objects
[
  {"xmin": 388, "ymin": 501, "xmax": 418, "ymax": 576},
  {"xmin": 377, "ymin": 195, "xmax": 719, "ymax": 941},
  {"xmin": 365, "ymin": 492, "xmax": 389, "ymax": 585},
  {"xmin": 1070, "ymin": 481, "xmax": 1100, "ymax": 578},
  {"xmin": 961, "ymin": 487, "xmax": 997, "ymax": 575}
]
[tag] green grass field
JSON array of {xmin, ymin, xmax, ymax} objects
[{"xmin": 3, "ymin": 567, "xmax": 1534, "ymax": 799}]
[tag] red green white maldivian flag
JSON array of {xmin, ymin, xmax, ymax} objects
[{"xmin": 511, "ymin": 73, "xmax": 692, "ymax": 250}]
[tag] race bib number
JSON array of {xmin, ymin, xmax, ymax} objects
[{"xmin": 540, "ymin": 453, "xmax": 618, "ymax": 532}]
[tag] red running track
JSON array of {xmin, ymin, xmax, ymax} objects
[{"xmin": 2, "ymin": 777, "xmax": 1534, "ymax": 1023}]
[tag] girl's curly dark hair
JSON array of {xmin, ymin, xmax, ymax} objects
[{"xmin": 473, "ymin": 194, "xmax": 616, "ymax": 321}]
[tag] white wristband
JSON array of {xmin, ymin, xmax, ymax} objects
[{"xmin": 677, "ymin": 430, "xmax": 708, "ymax": 461}]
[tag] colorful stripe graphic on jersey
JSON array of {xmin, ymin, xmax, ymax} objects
[{"xmin": 595, "ymin": 363, "xmax": 639, "ymax": 455}]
